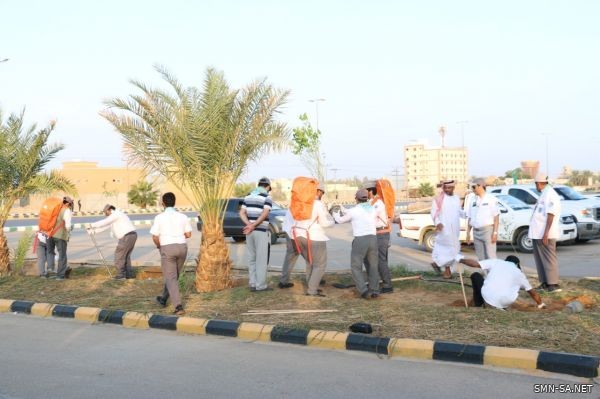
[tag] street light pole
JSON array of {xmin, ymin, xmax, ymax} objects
[
  {"xmin": 308, "ymin": 98, "xmax": 326, "ymax": 132},
  {"xmin": 456, "ymin": 120, "xmax": 469, "ymax": 148},
  {"xmin": 541, "ymin": 133, "xmax": 550, "ymax": 177}
]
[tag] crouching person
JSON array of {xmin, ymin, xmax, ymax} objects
[
  {"xmin": 151, "ymin": 192, "xmax": 192, "ymax": 316},
  {"xmin": 333, "ymin": 189, "xmax": 380, "ymax": 299},
  {"xmin": 457, "ymin": 255, "xmax": 546, "ymax": 310}
]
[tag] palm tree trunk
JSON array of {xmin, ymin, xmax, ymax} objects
[
  {"xmin": 195, "ymin": 222, "xmax": 233, "ymax": 292},
  {"xmin": 0, "ymin": 229, "xmax": 11, "ymax": 275}
]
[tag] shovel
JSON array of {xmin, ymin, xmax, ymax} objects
[{"xmin": 88, "ymin": 230, "xmax": 113, "ymax": 278}]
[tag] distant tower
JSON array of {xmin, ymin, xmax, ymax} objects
[
  {"xmin": 521, "ymin": 160, "xmax": 540, "ymax": 179},
  {"xmin": 438, "ymin": 126, "xmax": 446, "ymax": 148}
]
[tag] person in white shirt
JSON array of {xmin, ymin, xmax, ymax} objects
[
  {"xmin": 363, "ymin": 181, "xmax": 394, "ymax": 293},
  {"xmin": 457, "ymin": 255, "xmax": 546, "ymax": 310},
  {"xmin": 430, "ymin": 180, "xmax": 462, "ymax": 279},
  {"xmin": 87, "ymin": 204, "xmax": 138, "ymax": 280},
  {"xmin": 529, "ymin": 173, "xmax": 562, "ymax": 292},
  {"xmin": 465, "ymin": 178, "xmax": 500, "ymax": 260},
  {"xmin": 150, "ymin": 192, "xmax": 192, "ymax": 315},
  {"xmin": 333, "ymin": 189, "xmax": 380, "ymax": 299},
  {"xmin": 289, "ymin": 183, "xmax": 334, "ymax": 297}
]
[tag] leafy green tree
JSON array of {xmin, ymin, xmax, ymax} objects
[
  {"xmin": 417, "ymin": 182, "xmax": 434, "ymax": 197},
  {"xmin": 568, "ymin": 170, "xmax": 595, "ymax": 186},
  {"xmin": 127, "ymin": 180, "xmax": 159, "ymax": 208},
  {"xmin": 102, "ymin": 66, "xmax": 289, "ymax": 291},
  {"xmin": 504, "ymin": 168, "xmax": 531, "ymax": 180},
  {"xmin": 291, "ymin": 113, "xmax": 325, "ymax": 182},
  {"xmin": 0, "ymin": 109, "xmax": 76, "ymax": 274}
]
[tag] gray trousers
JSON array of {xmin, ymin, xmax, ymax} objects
[
  {"xmin": 473, "ymin": 225, "xmax": 496, "ymax": 260},
  {"xmin": 351, "ymin": 235, "xmax": 380, "ymax": 295},
  {"xmin": 246, "ymin": 230, "xmax": 270, "ymax": 290},
  {"xmin": 114, "ymin": 232, "xmax": 137, "ymax": 278},
  {"xmin": 279, "ymin": 236, "xmax": 300, "ymax": 284},
  {"xmin": 55, "ymin": 238, "xmax": 68, "ymax": 277},
  {"xmin": 36, "ymin": 238, "xmax": 55, "ymax": 276},
  {"xmin": 160, "ymin": 243, "xmax": 188, "ymax": 307},
  {"xmin": 364, "ymin": 232, "xmax": 392, "ymax": 288},
  {"xmin": 532, "ymin": 239, "xmax": 559, "ymax": 285},
  {"xmin": 294, "ymin": 237, "xmax": 327, "ymax": 295}
]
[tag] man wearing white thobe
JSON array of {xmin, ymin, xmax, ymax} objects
[{"xmin": 430, "ymin": 180, "xmax": 462, "ymax": 278}]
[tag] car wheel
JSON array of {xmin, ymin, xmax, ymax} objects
[
  {"xmin": 232, "ymin": 236, "xmax": 246, "ymax": 243},
  {"xmin": 423, "ymin": 229, "xmax": 436, "ymax": 252},
  {"xmin": 575, "ymin": 237, "xmax": 590, "ymax": 243},
  {"xmin": 515, "ymin": 229, "xmax": 533, "ymax": 253}
]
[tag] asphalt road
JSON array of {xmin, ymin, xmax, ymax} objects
[
  {"xmin": 6, "ymin": 223, "xmax": 600, "ymax": 278},
  {"xmin": 0, "ymin": 314, "xmax": 595, "ymax": 399}
]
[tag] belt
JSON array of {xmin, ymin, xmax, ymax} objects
[
  {"xmin": 376, "ymin": 227, "xmax": 388, "ymax": 231},
  {"xmin": 124, "ymin": 231, "xmax": 137, "ymax": 236}
]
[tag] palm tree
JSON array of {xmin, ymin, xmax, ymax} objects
[
  {"xmin": 127, "ymin": 180, "xmax": 159, "ymax": 209},
  {"xmin": 102, "ymin": 66, "xmax": 289, "ymax": 292},
  {"xmin": 0, "ymin": 109, "xmax": 76, "ymax": 274}
]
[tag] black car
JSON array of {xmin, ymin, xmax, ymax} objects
[{"xmin": 197, "ymin": 198, "xmax": 286, "ymax": 245}]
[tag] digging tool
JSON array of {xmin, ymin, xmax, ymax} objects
[
  {"xmin": 456, "ymin": 262, "xmax": 469, "ymax": 309},
  {"xmin": 87, "ymin": 229, "xmax": 113, "ymax": 278}
]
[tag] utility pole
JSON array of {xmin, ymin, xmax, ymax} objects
[
  {"xmin": 391, "ymin": 166, "xmax": 402, "ymax": 198},
  {"xmin": 456, "ymin": 120, "xmax": 469, "ymax": 148},
  {"xmin": 308, "ymin": 98, "xmax": 326, "ymax": 132},
  {"xmin": 330, "ymin": 167, "xmax": 340, "ymax": 199}
]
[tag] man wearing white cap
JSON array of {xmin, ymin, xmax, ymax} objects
[
  {"xmin": 287, "ymin": 183, "xmax": 334, "ymax": 296},
  {"xmin": 465, "ymin": 178, "xmax": 500, "ymax": 260},
  {"xmin": 529, "ymin": 173, "xmax": 562, "ymax": 292},
  {"xmin": 87, "ymin": 204, "xmax": 138, "ymax": 280},
  {"xmin": 430, "ymin": 180, "xmax": 462, "ymax": 278},
  {"xmin": 333, "ymin": 189, "xmax": 380, "ymax": 298}
]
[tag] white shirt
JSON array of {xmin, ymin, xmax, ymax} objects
[
  {"xmin": 371, "ymin": 198, "xmax": 389, "ymax": 229},
  {"xmin": 334, "ymin": 203, "xmax": 377, "ymax": 237},
  {"xmin": 90, "ymin": 210, "xmax": 136, "ymax": 239},
  {"xmin": 63, "ymin": 208, "xmax": 73, "ymax": 231},
  {"xmin": 528, "ymin": 185, "xmax": 561, "ymax": 239},
  {"xmin": 282, "ymin": 209, "xmax": 294, "ymax": 237},
  {"xmin": 468, "ymin": 193, "xmax": 499, "ymax": 229},
  {"xmin": 463, "ymin": 192, "xmax": 476, "ymax": 218},
  {"xmin": 150, "ymin": 207, "xmax": 192, "ymax": 246},
  {"xmin": 291, "ymin": 199, "xmax": 334, "ymax": 241},
  {"xmin": 480, "ymin": 259, "xmax": 532, "ymax": 309}
]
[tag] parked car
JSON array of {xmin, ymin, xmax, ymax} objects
[
  {"xmin": 196, "ymin": 198, "xmax": 286, "ymax": 245},
  {"xmin": 398, "ymin": 194, "xmax": 577, "ymax": 253},
  {"xmin": 489, "ymin": 185, "xmax": 600, "ymax": 242}
]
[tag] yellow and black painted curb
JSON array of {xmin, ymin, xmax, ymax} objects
[{"xmin": 1, "ymin": 298, "xmax": 598, "ymax": 379}]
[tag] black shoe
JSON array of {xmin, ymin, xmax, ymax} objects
[
  {"xmin": 174, "ymin": 305, "xmax": 185, "ymax": 316},
  {"xmin": 319, "ymin": 279, "xmax": 326, "ymax": 286},
  {"xmin": 306, "ymin": 292, "xmax": 326, "ymax": 297},
  {"xmin": 113, "ymin": 276, "xmax": 126, "ymax": 281},
  {"xmin": 155, "ymin": 296, "xmax": 167, "ymax": 307},
  {"xmin": 360, "ymin": 291, "xmax": 370, "ymax": 299},
  {"xmin": 547, "ymin": 284, "xmax": 562, "ymax": 293},
  {"xmin": 65, "ymin": 267, "xmax": 72, "ymax": 279},
  {"xmin": 380, "ymin": 286, "xmax": 394, "ymax": 294},
  {"xmin": 255, "ymin": 287, "xmax": 273, "ymax": 292},
  {"xmin": 249, "ymin": 286, "xmax": 256, "ymax": 292},
  {"xmin": 370, "ymin": 293, "xmax": 380, "ymax": 299},
  {"xmin": 278, "ymin": 282, "xmax": 294, "ymax": 289},
  {"xmin": 536, "ymin": 283, "xmax": 549, "ymax": 291}
]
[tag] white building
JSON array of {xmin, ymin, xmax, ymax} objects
[{"xmin": 404, "ymin": 141, "xmax": 469, "ymax": 189}]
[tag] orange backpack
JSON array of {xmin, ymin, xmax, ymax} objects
[
  {"xmin": 290, "ymin": 177, "xmax": 318, "ymax": 221},
  {"xmin": 376, "ymin": 179, "xmax": 396, "ymax": 219},
  {"xmin": 38, "ymin": 197, "xmax": 64, "ymax": 236}
]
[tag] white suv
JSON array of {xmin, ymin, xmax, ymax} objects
[{"xmin": 489, "ymin": 184, "xmax": 600, "ymax": 241}]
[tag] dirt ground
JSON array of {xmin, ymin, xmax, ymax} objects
[{"xmin": 1, "ymin": 266, "xmax": 598, "ymax": 356}]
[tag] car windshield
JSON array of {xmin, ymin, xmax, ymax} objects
[
  {"xmin": 553, "ymin": 186, "xmax": 586, "ymax": 200},
  {"xmin": 495, "ymin": 194, "xmax": 531, "ymax": 211}
]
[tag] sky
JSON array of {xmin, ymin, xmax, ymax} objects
[{"xmin": 1, "ymin": 0, "xmax": 599, "ymax": 184}]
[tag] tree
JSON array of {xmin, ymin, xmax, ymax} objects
[
  {"xmin": 0, "ymin": 109, "xmax": 76, "ymax": 274},
  {"xmin": 102, "ymin": 66, "xmax": 289, "ymax": 292},
  {"xmin": 127, "ymin": 180, "xmax": 159, "ymax": 208},
  {"xmin": 291, "ymin": 113, "xmax": 326, "ymax": 182},
  {"xmin": 504, "ymin": 168, "xmax": 531, "ymax": 180},
  {"xmin": 417, "ymin": 182, "xmax": 434, "ymax": 197},
  {"xmin": 568, "ymin": 170, "xmax": 595, "ymax": 186},
  {"xmin": 234, "ymin": 182, "xmax": 254, "ymax": 197}
]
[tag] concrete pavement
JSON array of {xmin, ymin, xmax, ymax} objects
[{"xmin": 0, "ymin": 314, "xmax": 595, "ymax": 399}]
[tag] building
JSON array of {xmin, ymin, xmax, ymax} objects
[
  {"xmin": 404, "ymin": 141, "xmax": 469, "ymax": 189},
  {"xmin": 520, "ymin": 160, "xmax": 540, "ymax": 179}
]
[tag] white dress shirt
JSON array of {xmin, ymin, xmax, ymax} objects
[
  {"xmin": 480, "ymin": 259, "xmax": 532, "ymax": 309},
  {"xmin": 469, "ymin": 193, "xmax": 499, "ymax": 228},
  {"xmin": 528, "ymin": 186, "xmax": 561, "ymax": 239},
  {"xmin": 334, "ymin": 203, "xmax": 377, "ymax": 237},
  {"xmin": 63, "ymin": 208, "xmax": 73, "ymax": 231},
  {"xmin": 150, "ymin": 207, "xmax": 192, "ymax": 245},
  {"xmin": 291, "ymin": 200, "xmax": 334, "ymax": 241},
  {"xmin": 90, "ymin": 210, "xmax": 136, "ymax": 239},
  {"xmin": 371, "ymin": 198, "xmax": 389, "ymax": 229}
]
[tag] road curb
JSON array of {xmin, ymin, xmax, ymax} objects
[{"xmin": 1, "ymin": 298, "xmax": 598, "ymax": 379}]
